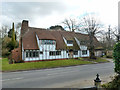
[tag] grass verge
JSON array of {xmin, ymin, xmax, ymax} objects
[
  {"xmin": 89, "ymin": 58, "xmax": 109, "ymax": 63},
  {"xmin": 1, "ymin": 58, "xmax": 109, "ymax": 72},
  {"xmin": 1, "ymin": 58, "xmax": 93, "ymax": 72}
]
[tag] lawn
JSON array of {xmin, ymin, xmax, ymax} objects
[
  {"xmin": 89, "ymin": 58, "xmax": 109, "ymax": 63},
  {"xmin": 1, "ymin": 58, "xmax": 109, "ymax": 72}
]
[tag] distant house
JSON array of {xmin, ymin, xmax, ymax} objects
[{"xmin": 12, "ymin": 20, "xmax": 101, "ymax": 62}]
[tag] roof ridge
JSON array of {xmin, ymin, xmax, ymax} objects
[{"xmin": 29, "ymin": 27, "xmax": 48, "ymax": 30}]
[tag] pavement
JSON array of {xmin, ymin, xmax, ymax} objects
[{"xmin": 2, "ymin": 61, "xmax": 115, "ymax": 88}]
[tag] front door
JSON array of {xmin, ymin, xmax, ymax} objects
[{"xmin": 69, "ymin": 49, "xmax": 73, "ymax": 58}]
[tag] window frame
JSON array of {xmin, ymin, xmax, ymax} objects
[
  {"xmin": 41, "ymin": 40, "xmax": 56, "ymax": 45},
  {"xmin": 82, "ymin": 50, "xmax": 87, "ymax": 55},
  {"xmin": 26, "ymin": 51, "xmax": 39, "ymax": 58},
  {"xmin": 67, "ymin": 40, "xmax": 73, "ymax": 44},
  {"xmin": 73, "ymin": 51, "xmax": 78, "ymax": 55},
  {"xmin": 49, "ymin": 51, "xmax": 61, "ymax": 56}
]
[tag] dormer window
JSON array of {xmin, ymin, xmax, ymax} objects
[
  {"xmin": 67, "ymin": 40, "xmax": 73, "ymax": 44},
  {"xmin": 41, "ymin": 40, "xmax": 55, "ymax": 44}
]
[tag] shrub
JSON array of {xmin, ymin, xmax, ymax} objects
[
  {"xmin": 102, "ymin": 75, "xmax": 120, "ymax": 88},
  {"xmin": 113, "ymin": 42, "xmax": 120, "ymax": 74}
]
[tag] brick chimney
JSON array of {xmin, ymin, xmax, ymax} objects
[
  {"xmin": 19, "ymin": 20, "xmax": 28, "ymax": 61},
  {"xmin": 21, "ymin": 20, "xmax": 29, "ymax": 37}
]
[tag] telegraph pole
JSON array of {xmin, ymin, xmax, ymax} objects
[
  {"xmin": 118, "ymin": 2, "xmax": 120, "ymax": 41},
  {"xmin": 108, "ymin": 25, "xmax": 111, "ymax": 41},
  {"xmin": 108, "ymin": 25, "xmax": 111, "ymax": 47}
]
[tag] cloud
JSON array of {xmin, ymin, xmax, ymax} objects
[
  {"xmin": 1, "ymin": 2, "xmax": 67, "ymax": 27},
  {"xmin": 0, "ymin": 0, "xmax": 119, "ymax": 29}
]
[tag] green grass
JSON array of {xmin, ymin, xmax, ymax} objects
[
  {"xmin": 1, "ymin": 58, "xmax": 93, "ymax": 72},
  {"xmin": 89, "ymin": 58, "xmax": 109, "ymax": 63},
  {"xmin": 1, "ymin": 58, "xmax": 109, "ymax": 72}
]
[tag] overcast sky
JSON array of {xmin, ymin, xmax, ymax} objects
[{"xmin": 0, "ymin": 0, "xmax": 119, "ymax": 30}]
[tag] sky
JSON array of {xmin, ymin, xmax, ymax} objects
[{"xmin": 0, "ymin": 0, "xmax": 119, "ymax": 30}]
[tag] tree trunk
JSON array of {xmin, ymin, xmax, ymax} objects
[{"xmin": 89, "ymin": 33, "xmax": 96, "ymax": 59}]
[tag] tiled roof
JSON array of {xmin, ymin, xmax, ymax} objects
[{"xmin": 22, "ymin": 27, "xmax": 100, "ymax": 50}]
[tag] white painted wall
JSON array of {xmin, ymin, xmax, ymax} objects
[
  {"xmin": 24, "ymin": 49, "xmax": 89, "ymax": 61},
  {"xmin": 23, "ymin": 36, "xmax": 90, "ymax": 61},
  {"xmin": 24, "ymin": 50, "xmax": 69, "ymax": 61}
]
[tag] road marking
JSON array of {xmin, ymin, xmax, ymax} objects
[{"xmin": 1, "ymin": 77, "xmax": 23, "ymax": 82}]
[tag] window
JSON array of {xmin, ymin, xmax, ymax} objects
[
  {"xmin": 26, "ymin": 51, "xmax": 39, "ymax": 58},
  {"xmin": 26, "ymin": 52, "xmax": 29, "ymax": 57},
  {"xmin": 56, "ymin": 51, "xmax": 61, "ymax": 55},
  {"xmin": 29, "ymin": 51, "xmax": 32, "ymax": 57},
  {"xmin": 67, "ymin": 40, "xmax": 73, "ymax": 44},
  {"xmin": 40, "ymin": 51, "xmax": 43, "ymax": 54},
  {"xmin": 35, "ymin": 52, "xmax": 39, "ymax": 57},
  {"xmin": 82, "ymin": 50, "xmax": 87, "ymax": 55},
  {"xmin": 41, "ymin": 40, "xmax": 55, "ymax": 44},
  {"xmin": 49, "ymin": 51, "xmax": 56, "ymax": 56},
  {"xmin": 49, "ymin": 51, "xmax": 61, "ymax": 56},
  {"xmin": 74, "ymin": 51, "xmax": 78, "ymax": 55},
  {"xmin": 33, "ymin": 52, "xmax": 36, "ymax": 57}
]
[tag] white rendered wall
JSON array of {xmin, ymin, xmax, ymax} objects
[
  {"xmin": 23, "ymin": 36, "xmax": 90, "ymax": 61},
  {"xmin": 24, "ymin": 49, "xmax": 89, "ymax": 61},
  {"xmin": 24, "ymin": 50, "xmax": 70, "ymax": 61}
]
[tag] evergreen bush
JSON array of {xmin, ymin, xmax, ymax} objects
[{"xmin": 113, "ymin": 42, "xmax": 120, "ymax": 74}]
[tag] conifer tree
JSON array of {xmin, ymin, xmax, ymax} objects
[
  {"xmin": 12, "ymin": 23, "xmax": 15, "ymax": 42},
  {"xmin": 11, "ymin": 22, "xmax": 16, "ymax": 49}
]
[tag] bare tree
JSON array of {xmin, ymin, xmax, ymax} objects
[
  {"xmin": 79, "ymin": 15, "xmax": 102, "ymax": 59},
  {"xmin": 112, "ymin": 26, "xmax": 120, "ymax": 42},
  {"xmin": 15, "ymin": 22, "xmax": 21, "ymax": 41},
  {"xmin": 62, "ymin": 18, "xmax": 78, "ymax": 32},
  {"xmin": 0, "ymin": 25, "xmax": 9, "ymax": 39}
]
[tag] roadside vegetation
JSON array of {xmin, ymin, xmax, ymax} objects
[
  {"xmin": 102, "ymin": 42, "xmax": 120, "ymax": 89},
  {"xmin": 102, "ymin": 75, "xmax": 120, "ymax": 88},
  {"xmin": 1, "ymin": 58, "xmax": 109, "ymax": 72},
  {"xmin": 78, "ymin": 57, "xmax": 109, "ymax": 63}
]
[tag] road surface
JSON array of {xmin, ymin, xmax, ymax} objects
[{"xmin": 2, "ymin": 61, "xmax": 115, "ymax": 88}]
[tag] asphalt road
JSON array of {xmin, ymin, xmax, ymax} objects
[{"xmin": 2, "ymin": 61, "xmax": 115, "ymax": 88}]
